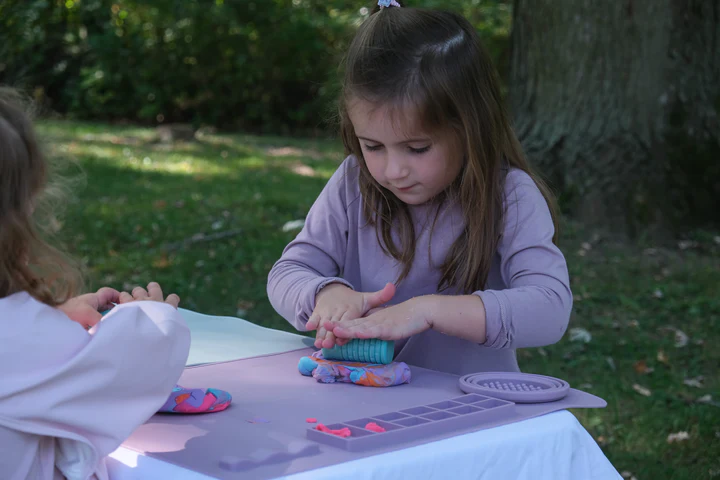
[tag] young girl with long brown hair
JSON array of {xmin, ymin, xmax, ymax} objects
[{"xmin": 267, "ymin": 1, "xmax": 572, "ymax": 375}]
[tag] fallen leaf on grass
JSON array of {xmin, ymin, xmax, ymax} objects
[
  {"xmin": 657, "ymin": 350, "xmax": 669, "ymax": 364},
  {"xmin": 282, "ymin": 219, "xmax": 305, "ymax": 232},
  {"xmin": 152, "ymin": 253, "xmax": 170, "ymax": 269},
  {"xmin": 569, "ymin": 327, "xmax": 592, "ymax": 343},
  {"xmin": 667, "ymin": 431, "xmax": 690, "ymax": 443},
  {"xmin": 697, "ymin": 395, "xmax": 720, "ymax": 407},
  {"xmin": 653, "ymin": 289, "xmax": 664, "ymax": 299},
  {"xmin": 683, "ymin": 376, "xmax": 704, "ymax": 388},
  {"xmin": 632, "ymin": 384, "xmax": 652, "ymax": 397},
  {"xmin": 678, "ymin": 240, "xmax": 697, "ymax": 250},
  {"xmin": 633, "ymin": 360, "xmax": 654, "ymax": 374},
  {"xmin": 673, "ymin": 329, "xmax": 689, "ymax": 347},
  {"xmin": 659, "ymin": 327, "xmax": 689, "ymax": 347},
  {"xmin": 153, "ymin": 200, "xmax": 167, "ymax": 209},
  {"xmin": 606, "ymin": 357, "xmax": 616, "ymax": 371}
]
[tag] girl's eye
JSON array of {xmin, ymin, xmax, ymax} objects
[
  {"xmin": 409, "ymin": 145, "xmax": 431, "ymax": 154},
  {"xmin": 364, "ymin": 144, "xmax": 383, "ymax": 152}
]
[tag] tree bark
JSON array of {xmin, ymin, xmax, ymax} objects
[{"xmin": 509, "ymin": 0, "xmax": 720, "ymax": 238}]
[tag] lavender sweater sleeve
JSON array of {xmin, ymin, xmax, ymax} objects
[
  {"xmin": 473, "ymin": 170, "xmax": 572, "ymax": 349},
  {"xmin": 267, "ymin": 159, "xmax": 356, "ymax": 331}
]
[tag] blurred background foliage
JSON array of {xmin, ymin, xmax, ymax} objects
[{"xmin": 0, "ymin": 0, "xmax": 512, "ymax": 134}]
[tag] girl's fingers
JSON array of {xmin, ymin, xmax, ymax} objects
[
  {"xmin": 132, "ymin": 286, "xmax": 149, "ymax": 300},
  {"xmin": 118, "ymin": 291, "xmax": 134, "ymax": 304},
  {"xmin": 322, "ymin": 331, "xmax": 337, "ymax": 350},
  {"xmin": 306, "ymin": 313, "xmax": 320, "ymax": 331},
  {"xmin": 95, "ymin": 287, "xmax": 121, "ymax": 309},
  {"xmin": 164, "ymin": 293, "xmax": 180, "ymax": 308},
  {"xmin": 316, "ymin": 324, "xmax": 327, "ymax": 341},
  {"xmin": 314, "ymin": 330, "xmax": 325, "ymax": 349},
  {"xmin": 146, "ymin": 282, "xmax": 163, "ymax": 302}
]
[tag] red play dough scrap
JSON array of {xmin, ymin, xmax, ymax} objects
[
  {"xmin": 365, "ymin": 422, "xmax": 386, "ymax": 433},
  {"xmin": 306, "ymin": 417, "xmax": 317, "ymax": 423},
  {"xmin": 315, "ymin": 423, "xmax": 352, "ymax": 438}
]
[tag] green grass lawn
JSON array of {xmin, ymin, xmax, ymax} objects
[{"xmin": 39, "ymin": 120, "xmax": 719, "ymax": 479}]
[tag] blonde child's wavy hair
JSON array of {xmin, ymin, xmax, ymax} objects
[{"xmin": 0, "ymin": 87, "xmax": 83, "ymax": 306}]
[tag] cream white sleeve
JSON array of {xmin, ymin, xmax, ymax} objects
[{"xmin": 0, "ymin": 296, "xmax": 190, "ymax": 480}]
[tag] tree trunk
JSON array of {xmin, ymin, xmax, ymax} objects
[{"xmin": 509, "ymin": 0, "xmax": 720, "ymax": 239}]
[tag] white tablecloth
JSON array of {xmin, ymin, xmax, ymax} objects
[{"xmin": 108, "ymin": 309, "xmax": 621, "ymax": 480}]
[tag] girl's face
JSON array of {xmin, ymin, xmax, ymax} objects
[{"xmin": 348, "ymin": 99, "xmax": 463, "ymax": 206}]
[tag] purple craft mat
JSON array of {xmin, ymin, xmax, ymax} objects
[{"xmin": 120, "ymin": 348, "xmax": 606, "ymax": 479}]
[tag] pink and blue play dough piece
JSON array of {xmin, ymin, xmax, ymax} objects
[
  {"xmin": 298, "ymin": 351, "xmax": 411, "ymax": 387},
  {"xmin": 100, "ymin": 308, "xmax": 232, "ymax": 413},
  {"xmin": 158, "ymin": 385, "xmax": 232, "ymax": 413}
]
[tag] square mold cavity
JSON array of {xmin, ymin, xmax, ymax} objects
[
  {"xmin": 427, "ymin": 400, "xmax": 463, "ymax": 410},
  {"xmin": 473, "ymin": 398, "xmax": 509, "ymax": 409},
  {"xmin": 421, "ymin": 410, "xmax": 458, "ymax": 421},
  {"xmin": 374, "ymin": 411, "xmax": 410, "ymax": 422},
  {"xmin": 345, "ymin": 418, "xmax": 403, "ymax": 432},
  {"xmin": 447, "ymin": 405, "xmax": 483, "ymax": 415},
  {"xmin": 393, "ymin": 416, "xmax": 431, "ymax": 427},
  {"xmin": 399, "ymin": 406, "xmax": 436, "ymax": 416}
]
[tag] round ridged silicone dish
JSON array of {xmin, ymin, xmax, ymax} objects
[
  {"xmin": 322, "ymin": 339, "xmax": 394, "ymax": 364},
  {"xmin": 458, "ymin": 372, "xmax": 570, "ymax": 403}
]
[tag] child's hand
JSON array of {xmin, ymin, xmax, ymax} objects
[
  {"xmin": 118, "ymin": 282, "xmax": 181, "ymax": 308},
  {"xmin": 58, "ymin": 287, "xmax": 122, "ymax": 330},
  {"xmin": 307, "ymin": 282, "xmax": 395, "ymax": 349},
  {"xmin": 331, "ymin": 296, "xmax": 431, "ymax": 341}
]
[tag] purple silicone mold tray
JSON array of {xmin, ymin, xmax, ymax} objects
[
  {"xmin": 459, "ymin": 372, "xmax": 570, "ymax": 403},
  {"xmin": 306, "ymin": 393, "xmax": 514, "ymax": 451}
]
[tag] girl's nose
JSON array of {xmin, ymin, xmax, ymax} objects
[{"xmin": 384, "ymin": 154, "xmax": 409, "ymax": 181}]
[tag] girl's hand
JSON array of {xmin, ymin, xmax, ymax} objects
[
  {"xmin": 58, "ymin": 287, "xmax": 122, "ymax": 330},
  {"xmin": 306, "ymin": 282, "xmax": 395, "ymax": 349},
  {"xmin": 118, "ymin": 282, "xmax": 181, "ymax": 308},
  {"xmin": 330, "ymin": 296, "xmax": 432, "ymax": 341}
]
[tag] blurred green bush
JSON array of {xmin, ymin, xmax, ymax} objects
[{"xmin": 0, "ymin": 0, "xmax": 511, "ymax": 133}]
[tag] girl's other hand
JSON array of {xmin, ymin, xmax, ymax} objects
[
  {"xmin": 118, "ymin": 281, "xmax": 181, "ymax": 308},
  {"xmin": 331, "ymin": 296, "xmax": 431, "ymax": 341},
  {"xmin": 307, "ymin": 282, "xmax": 395, "ymax": 349},
  {"xmin": 58, "ymin": 287, "xmax": 121, "ymax": 330}
]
